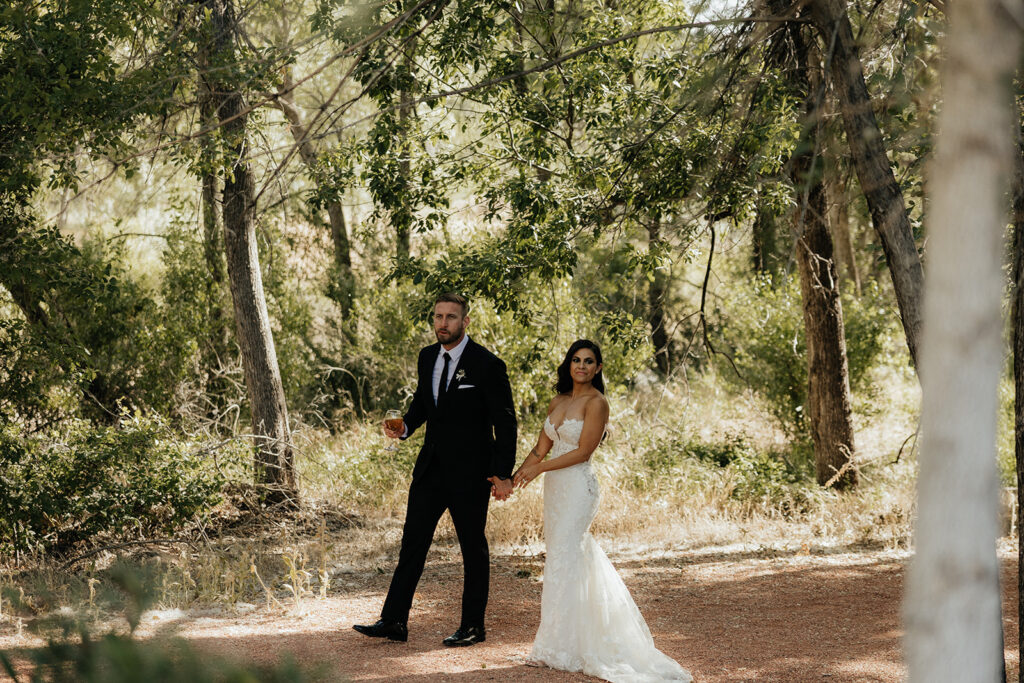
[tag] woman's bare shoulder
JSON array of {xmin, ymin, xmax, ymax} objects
[
  {"xmin": 585, "ymin": 392, "xmax": 610, "ymax": 415},
  {"xmin": 546, "ymin": 393, "xmax": 572, "ymax": 414}
]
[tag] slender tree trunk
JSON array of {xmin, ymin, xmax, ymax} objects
[
  {"xmin": 1011, "ymin": 87, "xmax": 1024, "ymax": 683},
  {"xmin": 196, "ymin": 38, "xmax": 230, "ymax": 396},
  {"xmin": 787, "ymin": 20, "xmax": 857, "ymax": 489},
  {"xmin": 647, "ymin": 214, "xmax": 670, "ymax": 374},
  {"xmin": 1013, "ymin": 135, "xmax": 1024, "ymax": 683},
  {"xmin": 808, "ymin": 0, "xmax": 924, "ymax": 371},
  {"xmin": 274, "ymin": 72, "xmax": 355, "ymax": 317},
  {"xmin": 208, "ymin": 0, "xmax": 296, "ymax": 504},
  {"xmin": 793, "ymin": 179, "xmax": 857, "ymax": 488},
  {"xmin": 395, "ymin": 41, "xmax": 417, "ymax": 262},
  {"xmin": 752, "ymin": 196, "xmax": 780, "ymax": 279},
  {"xmin": 904, "ymin": 0, "xmax": 1019, "ymax": 678},
  {"xmin": 826, "ymin": 166, "xmax": 861, "ymax": 295}
]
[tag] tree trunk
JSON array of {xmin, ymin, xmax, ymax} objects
[
  {"xmin": 647, "ymin": 214, "xmax": 670, "ymax": 374},
  {"xmin": 793, "ymin": 181, "xmax": 857, "ymax": 488},
  {"xmin": 751, "ymin": 197, "xmax": 781, "ymax": 279},
  {"xmin": 787, "ymin": 19, "xmax": 857, "ymax": 489},
  {"xmin": 208, "ymin": 0, "xmax": 296, "ymax": 504},
  {"xmin": 1012, "ymin": 85, "xmax": 1024, "ymax": 683},
  {"xmin": 275, "ymin": 71, "xmax": 355, "ymax": 317},
  {"xmin": 196, "ymin": 37, "xmax": 230, "ymax": 397},
  {"xmin": 904, "ymin": 0, "xmax": 1019, "ymax": 678},
  {"xmin": 1013, "ymin": 134, "xmax": 1024, "ymax": 683},
  {"xmin": 826, "ymin": 166, "xmax": 861, "ymax": 295},
  {"xmin": 808, "ymin": 0, "xmax": 924, "ymax": 371},
  {"xmin": 396, "ymin": 43, "xmax": 416, "ymax": 262}
]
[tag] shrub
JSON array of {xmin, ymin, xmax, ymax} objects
[
  {"xmin": 0, "ymin": 564, "xmax": 328, "ymax": 682},
  {"xmin": 716, "ymin": 274, "xmax": 893, "ymax": 437},
  {"xmin": 635, "ymin": 431, "xmax": 820, "ymax": 514},
  {"xmin": 0, "ymin": 415, "xmax": 224, "ymax": 555},
  {"xmin": 2, "ymin": 632, "xmax": 321, "ymax": 683}
]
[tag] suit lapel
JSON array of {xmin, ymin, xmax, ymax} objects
[
  {"xmin": 423, "ymin": 343, "xmax": 441, "ymax": 413},
  {"xmin": 437, "ymin": 339, "xmax": 476, "ymax": 409}
]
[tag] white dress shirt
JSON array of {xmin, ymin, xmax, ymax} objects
[
  {"xmin": 433, "ymin": 333, "xmax": 470, "ymax": 402},
  {"xmin": 399, "ymin": 333, "xmax": 470, "ymax": 439}
]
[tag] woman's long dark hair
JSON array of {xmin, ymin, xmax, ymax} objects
[{"xmin": 556, "ymin": 339, "xmax": 605, "ymax": 395}]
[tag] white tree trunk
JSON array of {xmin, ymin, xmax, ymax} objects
[{"xmin": 904, "ymin": 1, "xmax": 1021, "ymax": 680}]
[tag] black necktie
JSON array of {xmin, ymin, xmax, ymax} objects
[{"xmin": 438, "ymin": 352, "xmax": 451, "ymax": 404}]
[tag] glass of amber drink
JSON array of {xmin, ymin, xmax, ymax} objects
[{"xmin": 383, "ymin": 409, "xmax": 403, "ymax": 451}]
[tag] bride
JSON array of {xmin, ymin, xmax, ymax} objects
[{"xmin": 512, "ymin": 340, "xmax": 692, "ymax": 683}]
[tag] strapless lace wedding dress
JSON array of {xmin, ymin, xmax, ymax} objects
[{"xmin": 528, "ymin": 417, "xmax": 693, "ymax": 682}]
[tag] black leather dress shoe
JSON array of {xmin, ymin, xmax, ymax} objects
[
  {"xmin": 353, "ymin": 619, "xmax": 408, "ymax": 642},
  {"xmin": 442, "ymin": 625, "xmax": 486, "ymax": 647}
]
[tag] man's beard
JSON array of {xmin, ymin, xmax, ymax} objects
[{"xmin": 436, "ymin": 325, "xmax": 464, "ymax": 345}]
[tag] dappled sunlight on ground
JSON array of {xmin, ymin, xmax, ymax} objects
[{"xmin": 5, "ymin": 543, "xmax": 1016, "ymax": 681}]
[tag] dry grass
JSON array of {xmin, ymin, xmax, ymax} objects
[
  {"xmin": 0, "ymin": 366, "xmax": 925, "ymax": 635},
  {"xmin": 299, "ymin": 363, "xmax": 922, "ymax": 559}
]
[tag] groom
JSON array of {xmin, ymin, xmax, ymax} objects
[{"xmin": 353, "ymin": 292, "xmax": 517, "ymax": 646}]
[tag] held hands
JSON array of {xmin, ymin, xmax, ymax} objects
[
  {"xmin": 513, "ymin": 461, "xmax": 543, "ymax": 489},
  {"xmin": 488, "ymin": 476, "xmax": 513, "ymax": 501}
]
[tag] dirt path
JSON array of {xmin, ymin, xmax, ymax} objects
[
  {"xmin": 115, "ymin": 547, "xmax": 1024, "ymax": 681},
  {"xmin": 3, "ymin": 546, "xmax": 1019, "ymax": 681}
]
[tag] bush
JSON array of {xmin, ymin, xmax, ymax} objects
[
  {"xmin": 2, "ymin": 632, "xmax": 323, "ymax": 683},
  {"xmin": 716, "ymin": 274, "xmax": 893, "ymax": 437},
  {"xmin": 0, "ymin": 565, "xmax": 328, "ymax": 682},
  {"xmin": 0, "ymin": 310, "xmax": 88, "ymax": 430},
  {"xmin": 636, "ymin": 431, "xmax": 820, "ymax": 513},
  {"xmin": 0, "ymin": 415, "xmax": 224, "ymax": 555}
]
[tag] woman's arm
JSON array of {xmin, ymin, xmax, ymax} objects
[
  {"xmin": 513, "ymin": 431, "xmax": 554, "ymax": 479},
  {"xmin": 514, "ymin": 397, "xmax": 608, "ymax": 488},
  {"xmin": 511, "ymin": 396, "xmax": 565, "ymax": 483}
]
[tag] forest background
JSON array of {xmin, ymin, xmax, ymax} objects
[{"xmin": 0, "ymin": 0, "xmax": 1019, "ymax": 679}]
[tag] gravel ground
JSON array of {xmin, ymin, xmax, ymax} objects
[{"xmin": 2, "ymin": 545, "xmax": 1018, "ymax": 682}]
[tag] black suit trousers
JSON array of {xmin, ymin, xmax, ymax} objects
[{"xmin": 380, "ymin": 460, "xmax": 491, "ymax": 628}]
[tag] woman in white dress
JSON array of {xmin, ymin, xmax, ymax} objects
[{"xmin": 512, "ymin": 340, "xmax": 692, "ymax": 683}]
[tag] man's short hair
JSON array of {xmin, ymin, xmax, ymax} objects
[{"xmin": 434, "ymin": 292, "xmax": 469, "ymax": 317}]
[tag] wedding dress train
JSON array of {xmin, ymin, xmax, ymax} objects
[{"xmin": 529, "ymin": 417, "xmax": 693, "ymax": 682}]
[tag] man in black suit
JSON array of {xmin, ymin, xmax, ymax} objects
[{"xmin": 353, "ymin": 292, "xmax": 517, "ymax": 646}]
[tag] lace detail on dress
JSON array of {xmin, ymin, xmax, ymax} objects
[{"xmin": 529, "ymin": 417, "xmax": 692, "ymax": 683}]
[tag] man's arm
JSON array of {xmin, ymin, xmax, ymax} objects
[
  {"xmin": 401, "ymin": 349, "xmax": 430, "ymax": 438},
  {"xmin": 484, "ymin": 356, "xmax": 517, "ymax": 479}
]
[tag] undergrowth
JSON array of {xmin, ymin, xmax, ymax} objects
[{"xmin": 0, "ymin": 366, "xmax": 924, "ymax": 646}]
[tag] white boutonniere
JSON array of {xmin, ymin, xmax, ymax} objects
[{"xmin": 455, "ymin": 369, "xmax": 466, "ymax": 382}]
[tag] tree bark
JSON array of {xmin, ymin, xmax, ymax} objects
[
  {"xmin": 1011, "ymin": 87, "xmax": 1024, "ymax": 683},
  {"xmin": 647, "ymin": 214, "xmax": 671, "ymax": 374},
  {"xmin": 207, "ymin": 0, "xmax": 296, "ymax": 504},
  {"xmin": 786, "ymin": 17, "xmax": 857, "ymax": 489},
  {"xmin": 396, "ymin": 42, "xmax": 417, "ymax": 262},
  {"xmin": 808, "ymin": 0, "xmax": 924, "ymax": 371},
  {"xmin": 1013, "ymin": 133, "xmax": 1024, "ymax": 683},
  {"xmin": 196, "ymin": 34, "xmax": 230, "ymax": 396},
  {"xmin": 826, "ymin": 165, "xmax": 861, "ymax": 295},
  {"xmin": 275, "ymin": 71, "xmax": 355, "ymax": 317},
  {"xmin": 751, "ymin": 197, "xmax": 781, "ymax": 279},
  {"xmin": 904, "ymin": 0, "xmax": 1019, "ymax": 678}
]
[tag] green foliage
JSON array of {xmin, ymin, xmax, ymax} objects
[
  {"xmin": 1, "ymin": 632, "xmax": 322, "ymax": 683},
  {"xmin": 638, "ymin": 431, "xmax": 821, "ymax": 513},
  {"xmin": 0, "ymin": 224, "xmax": 222, "ymax": 425},
  {"xmin": 0, "ymin": 415, "xmax": 224, "ymax": 555},
  {"xmin": 0, "ymin": 567, "xmax": 327, "ymax": 682},
  {"xmin": 717, "ymin": 275, "xmax": 893, "ymax": 437},
  {"xmin": 0, "ymin": 0, "xmax": 184, "ymax": 200},
  {"xmin": 0, "ymin": 307, "xmax": 87, "ymax": 429}
]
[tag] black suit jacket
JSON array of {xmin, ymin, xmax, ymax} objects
[{"xmin": 402, "ymin": 338, "xmax": 517, "ymax": 489}]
